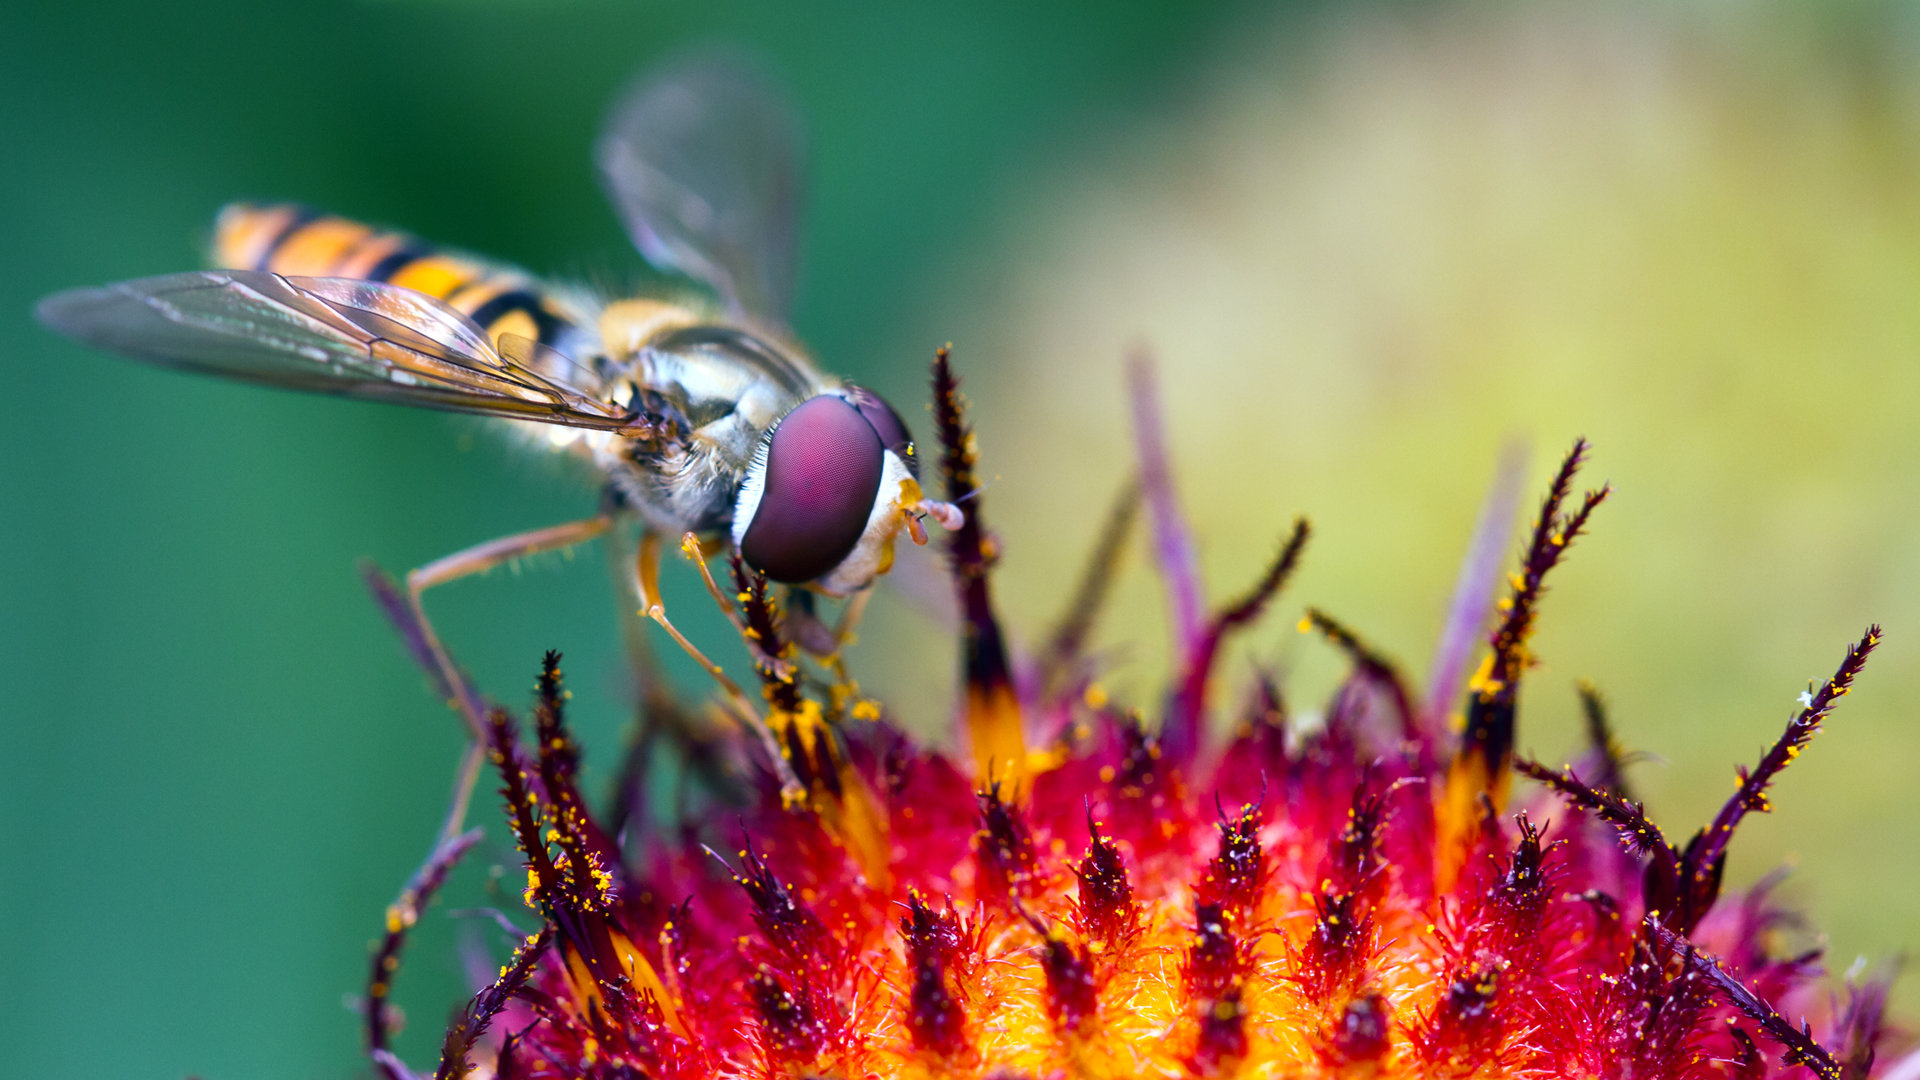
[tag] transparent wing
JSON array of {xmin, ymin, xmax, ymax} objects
[
  {"xmin": 596, "ymin": 51, "xmax": 805, "ymax": 321},
  {"xmin": 36, "ymin": 270, "xmax": 662, "ymax": 435}
]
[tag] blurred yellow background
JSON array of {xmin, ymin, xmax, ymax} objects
[{"xmin": 4, "ymin": 1, "xmax": 1917, "ymax": 1075}]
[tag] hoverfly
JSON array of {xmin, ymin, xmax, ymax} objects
[{"xmin": 37, "ymin": 55, "xmax": 964, "ymax": 756}]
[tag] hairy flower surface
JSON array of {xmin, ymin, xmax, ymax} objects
[{"xmin": 366, "ymin": 352, "xmax": 1908, "ymax": 1080}]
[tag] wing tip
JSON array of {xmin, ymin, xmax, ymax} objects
[{"xmin": 33, "ymin": 284, "xmax": 134, "ymax": 348}]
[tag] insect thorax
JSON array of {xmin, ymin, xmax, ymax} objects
[{"xmin": 598, "ymin": 320, "xmax": 827, "ymax": 538}]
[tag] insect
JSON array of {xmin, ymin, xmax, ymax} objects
[{"xmin": 36, "ymin": 55, "xmax": 964, "ymax": 761}]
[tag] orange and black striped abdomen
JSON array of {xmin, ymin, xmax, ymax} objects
[{"xmin": 213, "ymin": 203, "xmax": 584, "ymax": 350}]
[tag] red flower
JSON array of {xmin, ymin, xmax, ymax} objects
[{"xmin": 364, "ymin": 350, "xmax": 1908, "ymax": 1080}]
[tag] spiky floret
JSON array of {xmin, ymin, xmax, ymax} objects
[{"xmin": 364, "ymin": 353, "xmax": 1908, "ymax": 1080}]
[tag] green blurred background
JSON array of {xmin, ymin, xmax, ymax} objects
[{"xmin": 5, "ymin": 1, "xmax": 1919, "ymax": 1076}]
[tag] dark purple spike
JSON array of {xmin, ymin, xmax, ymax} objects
[
  {"xmin": 1492, "ymin": 816, "xmax": 1551, "ymax": 912},
  {"xmin": 1037, "ymin": 926, "xmax": 1100, "ymax": 1035},
  {"xmin": 749, "ymin": 967, "xmax": 828, "ymax": 1068},
  {"xmin": 1325, "ymin": 992, "xmax": 1393, "ymax": 1065},
  {"xmin": 976, "ymin": 782, "xmax": 1042, "ymax": 902},
  {"xmin": 1195, "ymin": 800, "xmax": 1266, "ymax": 923},
  {"xmin": 1651, "ymin": 923, "xmax": 1843, "ymax": 1080},
  {"xmin": 1474, "ymin": 815, "xmax": 1556, "ymax": 968},
  {"xmin": 736, "ymin": 846, "xmax": 832, "ymax": 967},
  {"xmin": 1301, "ymin": 890, "xmax": 1373, "ymax": 1003},
  {"xmin": 1074, "ymin": 813, "xmax": 1138, "ymax": 951},
  {"xmin": 900, "ymin": 895, "xmax": 968, "ymax": 1057},
  {"xmin": 1190, "ymin": 985, "xmax": 1249, "ymax": 1076},
  {"xmin": 365, "ymin": 828, "xmax": 484, "ymax": 1078},
  {"xmin": 729, "ymin": 555, "xmax": 803, "ymax": 714},
  {"xmin": 932, "ymin": 346, "xmax": 1026, "ymax": 778},
  {"xmin": 486, "ymin": 708, "xmax": 564, "ymax": 913},
  {"xmin": 1329, "ymin": 784, "xmax": 1386, "ymax": 896},
  {"xmin": 1457, "ymin": 439, "xmax": 1610, "ymax": 791},
  {"xmin": 899, "ymin": 893, "xmax": 966, "ymax": 969},
  {"xmin": 488, "ymin": 704, "xmax": 628, "ymax": 992},
  {"xmin": 1679, "ymin": 627, "xmax": 1880, "ymax": 929},
  {"xmin": 531, "ymin": 653, "xmax": 622, "ymax": 909},
  {"xmin": 1185, "ymin": 903, "xmax": 1246, "ymax": 1003},
  {"xmin": 533, "ymin": 651, "xmax": 577, "ymax": 778},
  {"xmin": 434, "ymin": 926, "xmax": 555, "ymax": 1080}
]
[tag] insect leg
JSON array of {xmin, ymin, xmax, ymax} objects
[
  {"xmin": 833, "ymin": 587, "xmax": 874, "ymax": 652},
  {"xmin": 406, "ymin": 515, "xmax": 614, "ymax": 839},
  {"xmin": 677, "ymin": 532, "xmax": 753, "ymax": 633},
  {"xmin": 806, "ymin": 587, "xmax": 875, "ymax": 721},
  {"xmin": 603, "ymin": 522, "xmax": 745, "ymax": 839},
  {"xmin": 635, "ymin": 532, "xmax": 804, "ymax": 802}
]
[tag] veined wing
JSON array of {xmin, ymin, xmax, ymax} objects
[
  {"xmin": 596, "ymin": 51, "xmax": 805, "ymax": 322},
  {"xmin": 37, "ymin": 270, "xmax": 662, "ymax": 436}
]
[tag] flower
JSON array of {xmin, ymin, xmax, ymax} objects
[{"xmin": 362, "ymin": 349, "xmax": 1908, "ymax": 1080}]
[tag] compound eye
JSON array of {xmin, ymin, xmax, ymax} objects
[
  {"xmin": 737, "ymin": 395, "xmax": 886, "ymax": 583},
  {"xmin": 847, "ymin": 384, "xmax": 918, "ymax": 478}
]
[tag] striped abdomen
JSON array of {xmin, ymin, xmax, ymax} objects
[{"xmin": 213, "ymin": 203, "xmax": 587, "ymax": 352}]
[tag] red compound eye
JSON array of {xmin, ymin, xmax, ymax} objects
[
  {"xmin": 738, "ymin": 395, "xmax": 886, "ymax": 583},
  {"xmin": 847, "ymin": 384, "xmax": 917, "ymax": 478}
]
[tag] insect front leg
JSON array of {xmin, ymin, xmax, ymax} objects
[{"xmin": 634, "ymin": 531, "xmax": 805, "ymax": 802}]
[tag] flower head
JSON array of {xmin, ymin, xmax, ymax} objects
[{"xmin": 365, "ymin": 350, "xmax": 1907, "ymax": 1079}]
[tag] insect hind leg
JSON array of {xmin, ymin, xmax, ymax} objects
[{"xmin": 401, "ymin": 515, "xmax": 614, "ymax": 840}]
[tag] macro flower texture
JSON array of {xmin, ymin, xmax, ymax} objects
[{"xmin": 360, "ymin": 350, "xmax": 1910, "ymax": 1080}]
